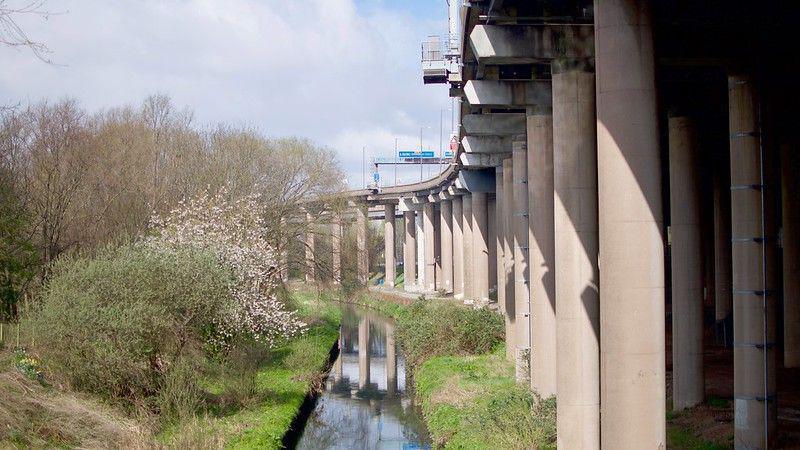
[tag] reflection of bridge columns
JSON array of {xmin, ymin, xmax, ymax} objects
[
  {"xmin": 403, "ymin": 210, "xmax": 417, "ymax": 292},
  {"xmin": 331, "ymin": 215, "xmax": 342, "ymax": 285},
  {"xmin": 473, "ymin": 192, "xmax": 490, "ymax": 303},
  {"xmin": 358, "ymin": 316, "xmax": 371, "ymax": 390},
  {"xmin": 440, "ymin": 199, "xmax": 454, "ymax": 293},
  {"xmin": 334, "ymin": 333, "xmax": 343, "ymax": 382},
  {"xmin": 527, "ymin": 109, "xmax": 556, "ymax": 397},
  {"xmin": 503, "ymin": 157, "xmax": 516, "ymax": 360},
  {"xmin": 512, "ymin": 135, "xmax": 530, "ymax": 380},
  {"xmin": 553, "ymin": 68, "xmax": 599, "ymax": 449},
  {"xmin": 463, "ymin": 194, "xmax": 474, "ymax": 300},
  {"xmin": 304, "ymin": 211, "xmax": 315, "ymax": 282},
  {"xmin": 384, "ymin": 204, "xmax": 396, "ymax": 287},
  {"xmin": 386, "ymin": 322, "xmax": 397, "ymax": 396},
  {"xmin": 728, "ymin": 73, "xmax": 778, "ymax": 449},
  {"xmin": 424, "ymin": 202, "xmax": 436, "ymax": 292},
  {"xmin": 596, "ymin": 0, "xmax": 665, "ymax": 446},
  {"xmin": 356, "ymin": 204, "xmax": 369, "ymax": 285},
  {"xmin": 668, "ymin": 116, "xmax": 704, "ymax": 411},
  {"xmin": 452, "ymin": 196, "xmax": 465, "ymax": 298}
]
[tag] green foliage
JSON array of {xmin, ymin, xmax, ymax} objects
[
  {"xmin": 13, "ymin": 350, "xmax": 43, "ymax": 383},
  {"xmin": 395, "ymin": 300, "xmax": 504, "ymax": 368},
  {"xmin": 26, "ymin": 244, "xmax": 233, "ymax": 415},
  {"xmin": 414, "ymin": 348, "xmax": 556, "ymax": 449}
]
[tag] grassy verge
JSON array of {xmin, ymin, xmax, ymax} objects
[
  {"xmin": 162, "ymin": 291, "xmax": 341, "ymax": 448},
  {"xmin": 415, "ymin": 346, "xmax": 555, "ymax": 449}
]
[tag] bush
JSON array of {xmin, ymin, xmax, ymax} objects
[
  {"xmin": 25, "ymin": 244, "xmax": 233, "ymax": 415},
  {"xmin": 395, "ymin": 300, "xmax": 504, "ymax": 368}
]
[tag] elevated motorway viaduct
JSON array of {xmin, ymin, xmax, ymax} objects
[{"xmin": 298, "ymin": 0, "xmax": 800, "ymax": 448}]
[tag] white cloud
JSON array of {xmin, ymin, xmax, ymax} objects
[{"xmin": 0, "ymin": 0, "xmax": 451, "ymax": 187}]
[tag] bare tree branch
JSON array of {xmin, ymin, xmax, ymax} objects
[{"xmin": 0, "ymin": 0, "xmax": 58, "ymax": 63}]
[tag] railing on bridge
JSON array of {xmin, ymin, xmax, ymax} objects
[{"xmin": 421, "ymin": 35, "xmax": 460, "ymax": 84}]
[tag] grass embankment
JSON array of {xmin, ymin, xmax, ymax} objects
[
  {"xmin": 162, "ymin": 291, "xmax": 340, "ymax": 448},
  {"xmin": 327, "ymin": 286, "xmax": 556, "ymax": 449}
]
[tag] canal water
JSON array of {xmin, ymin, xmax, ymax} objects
[{"xmin": 296, "ymin": 306, "xmax": 431, "ymax": 450}]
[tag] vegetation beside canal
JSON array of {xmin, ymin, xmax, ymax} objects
[{"xmin": 331, "ymin": 287, "xmax": 557, "ymax": 449}]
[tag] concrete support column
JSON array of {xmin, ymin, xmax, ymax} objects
[
  {"xmin": 463, "ymin": 194, "xmax": 474, "ymax": 300},
  {"xmin": 512, "ymin": 136, "xmax": 530, "ymax": 382},
  {"xmin": 331, "ymin": 215, "xmax": 342, "ymax": 285},
  {"xmin": 416, "ymin": 211, "xmax": 425, "ymax": 290},
  {"xmin": 473, "ymin": 192, "xmax": 490, "ymax": 303},
  {"xmin": 496, "ymin": 166, "xmax": 508, "ymax": 314},
  {"xmin": 553, "ymin": 69, "xmax": 599, "ymax": 448},
  {"xmin": 440, "ymin": 200, "xmax": 454, "ymax": 293},
  {"xmin": 714, "ymin": 159, "xmax": 733, "ymax": 338},
  {"xmin": 453, "ymin": 197, "xmax": 465, "ymax": 298},
  {"xmin": 384, "ymin": 204, "xmax": 396, "ymax": 287},
  {"xmin": 729, "ymin": 74, "xmax": 777, "ymax": 449},
  {"xmin": 423, "ymin": 203, "xmax": 436, "ymax": 292},
  {"xmin": 435, "ymin": 208, "xmax": 442, "ymax": 290},
  {"xmin": 668, "ymin": 116, "xmax": 704, "ymax": 410},
  {"xmin": 503, "ymin": 158, "xmax": 516, "ymax": 360},
  {"xmin": 386, "ymin": 322, "xmax": 397, "ymax": 396},
  {"xmin": 403, "ymin": 211, "xmax": 417, "ymax": 292},
  {"xmin": 527, "ymin": 111, "xmax": 556, "ymax": 397},
  {"xmin": 358, "ymin": 316, "xmax": 370, "ymax": 390},
  {"xmin": 782, "ymin": 143, "xmax": 800, "ymax": 368},
  {"xmin": 357, "ymin": 204, "xmax": 369, "ymax": 285},
  {"xmin": 305, "ymin": 212, "xmax": 315, "ymax": 282},
  {"xmin": 488, "ymin": 198, "xmax": 497, "ymax": 299},
  {"xmin": 596, "ymin": 0, "xmax": 665, "ymax": 446}
]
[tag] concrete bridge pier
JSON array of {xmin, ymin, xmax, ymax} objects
[
  {"xmin": 403, "ymin": 210, "xmax": 417, "ymax": 292},
  {"xmin": 553, "ymin": 67, "xmax": 599, "ymax": 449},
  {"xmin": 596, "ymin": 0, "xmax": 666, "ymax": 446},
  {"xmin": 416, "ymin": 209, "xmax": 425, "ymax": 290},
  {"xmin": 452, "ymin": 196, "xmax": 465, "ymax": 298},
  {"xmin": 356, "ymin": 204, "xmax": 369, "ymax": 285},
  {"xmin": 440, "ymin": 199, "xmax": 454, "ymax": 294},
  {"xmin": 495, "ymin": 166, "xmax": 507, "ymax": 313},
  {"xmin": 423, "ymin": 202, "xmax": 437, "ymax": 293},
  {"xmin": 728, "ymin": 73, "xmax": 778, "ymax": 449},
  {"xmin": 668, "ymin": 116, "xmax": 704, "ymax": 411},
  {"xmin": 714, "ymin": 155, "xmax": 733, "ymax": 341},
  {"xmin": 305, "ymin": 211, "xmax": 315, "ymax": 282},
  {"xmin": 512, "ymin": 136, "xmax": 530, "ymax": 382},
  {"xmin": 488, "ymin": 198, "xmax": 497, "ymax": 299},
  {"xmin": 384, "ymin": 204, "xmax": 396, "ymax": 287},
  {"xmin": 527, "ymin": 109, "xmax": 556, "ymax": 398},
  {"xmin": 463, "ymin": 194, "xmax": 475, "ymax": 300},
  {"xmin": 473, "ymin": 192, "xmax": 490, "ymax": 303},
  {"xmin": 331, "ymin": 215, "xmax": 342, "ymax": 285},
  {"xmin": 503, "ymin": 158, "xmax": 516, "ymax": 360},
  {"xmin": 782, "ymin": 142, "xmax": 800, "ymax": 368}
]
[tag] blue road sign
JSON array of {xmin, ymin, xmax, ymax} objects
[
  {"xmin": 398, "ymin": 150, "xmax": 435, "ymax": 158},
  {"xmin": 444, "ymin": 150, "xmax": 454, "ymax": 158},
  {"xmin": 373, "ymin": 172, "xmax": 380, "ymax": 182}
]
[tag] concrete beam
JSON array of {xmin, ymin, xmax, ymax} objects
[
  {"xmin": 463, "ymin": 113, "xmax": 526, "ymax": 136},
  {"xmin": 462, "ymin": 135, "xmax": 513, "ymax": 154},
  {"xmin": 469, "ymin": 24, "xmax": 594, "ymax": 65},
  {"xmin": 464, "ymin": 80, "xmax": 551, "ymax": 108},
  {"xmin": 460, "ymin": 152, "xmax": 508, "ymax": 168},
  {"xmin": 457, "ymin": 168, "xmax": 497, "ymax": 193}
]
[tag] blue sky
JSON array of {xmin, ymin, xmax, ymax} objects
[{"xmin": 0, "ymin": 0, "xmax": 454, "ymax": 187}]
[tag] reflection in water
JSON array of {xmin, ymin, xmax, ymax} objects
[{"xmin": 297, "ymin": 307, "xmax": 431, "ymax": 450}]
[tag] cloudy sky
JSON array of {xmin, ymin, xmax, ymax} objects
[{"xmin": 0, "ymin": 0, "xmax": 455, "ymax": 187}]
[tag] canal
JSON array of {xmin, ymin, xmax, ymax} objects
[{"xmin": 296, "ymin": 306, "xmax": 431, "ymax": 449}]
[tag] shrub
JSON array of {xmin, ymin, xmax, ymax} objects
[
  {"xmin": 395, "ymin": 300, "xmax": 504, "ymax": 368},
  {"xmin": 25, "ymin": 244, "xmax": 233, "ymax": 413}
]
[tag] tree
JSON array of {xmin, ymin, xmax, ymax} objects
[{"xmin": 0, "ymin": 0, "xmax": 54, "ymax": 63}]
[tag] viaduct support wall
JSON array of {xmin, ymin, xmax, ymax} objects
[
  {"xmin": 384, "ymin": 204, "xmax": 396, "ymax": 287},
  {"xmin": 440, "ymin": 199, "xmax": 454, "ymax": 294},
  {"xmin": 496, "ymin": 166, "xmax": 507, "ymax": 316},
  {"xmin": 595, "ymin": 0, "xmax": 666, "ymax": 446},
  {"xmin": 473, "ymin": 192, "xmax": 490, "ymax": 303},
  {"xmin": 403, "ymin": 210, "xmax": 417, "ymax": 292},
  {"xmin": 553, "ymin": 69, "xmax": 599, "ymax": 448},
  {"xmin": 453, "ymin": 196, "xmax": 465, "ymax": 298},
  {"xmin": 668, "ymin": 116, "xmax": 704, "ymax": 410},
  {"xmin": 728, "ymin": 74, "xmax": 777, "ymax": 449},
  {"xmin": 357, "ymin": 204, "xmax": 369, "ymax": 285},
  {"xmin": 512, "ymin": 136, "xmax": 530, "ymax": 382},
  {"xmin": 527, "ymin": 111, "xmax": 556, "ymax": 397}
]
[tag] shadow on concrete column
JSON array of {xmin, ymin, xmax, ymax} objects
[
  {"xmin": 512, "ymin": 135, "xmax": 531, "ymax": 383},
  {"xmin": 424, "ymin": 203, "xmax": 436, "ymax": 293},
  {"xmin": 503, "ymin": 158, "xmax": 516, "ymax": 361}
]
